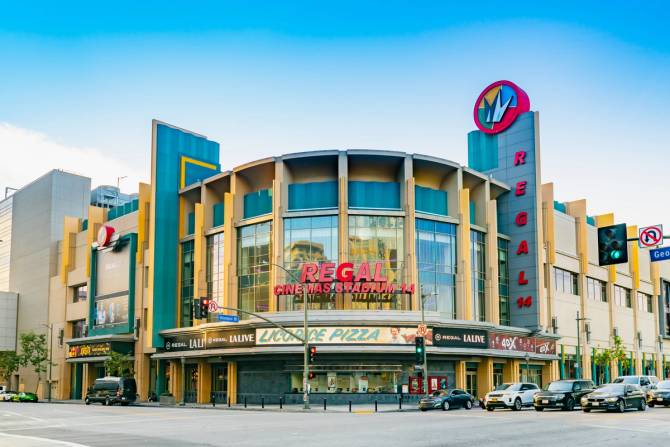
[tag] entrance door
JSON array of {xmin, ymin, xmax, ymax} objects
[
  {"xmin": 70, "ymin": 364, "xmax": 83, "ymax": 400},
  {"xmin": 465, "ymin": 363, "xmax": 478, "ymax": 398},
  {"xmin": 211, "ymin": 363, "xmax": 228, "ymax": 404},
  {"xmin": 184, "ymin": 364, "xmax": 198, "ymax": 403}
]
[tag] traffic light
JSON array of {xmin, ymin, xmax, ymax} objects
[
  {"xmin": 309, "ymin": 345, "xmax": 317, "ymax": 364},
  {"xmin": 193, "ymin": 298, "xmax": 201, "ymax": 319},
  {"xmin": 415, "ymin": 336, "xmax": 425, "ymax": 364},
  {"xmin": 597, "ymin": 223, "xmax": 629, "ymax": 266},
  {"xmin": 200, "ymin": 298, "xmax": 210, "ymax": 319}
]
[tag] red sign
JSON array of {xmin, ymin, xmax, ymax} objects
[
  {"xmin": 489, "ymin": 332, "xmax": 556, "ymax": 355},
  {"xmin": 97, "ymin": 225, "xmax": 115, "ymax": 247},
  {"xmin": 273, "ymin": 262, "xmax": 415, "ymax": 296},
  {"xmin": 473, "ymin": 80, "xmax": 530, "ymax": 135}
]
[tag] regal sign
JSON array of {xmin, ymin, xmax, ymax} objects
[
  {"xmin": 273, "ymin": 262, "xmax": 415, "ymax": 296},
  {"xmin": 163, "ymin": 328, "xmax": 256, "ymax": 352},
  {"xmin": 432, "ymin": 327, "xmax": 488, "ymax": 349}
]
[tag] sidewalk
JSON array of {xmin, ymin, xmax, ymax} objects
[{"xmin": 46, "ymin": 399, "xmax": 420, "ymax": 413}]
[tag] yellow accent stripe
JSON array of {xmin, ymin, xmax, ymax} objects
[{"xmin": 180, "ymin": 156, "xmax": 217, "ymax": 189}]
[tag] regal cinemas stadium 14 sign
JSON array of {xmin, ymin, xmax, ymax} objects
[{"xmin": 273, "ymin": 262, "xmax": 415, "ymax": 296}]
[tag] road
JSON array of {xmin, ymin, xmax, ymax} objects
[{"xmin": 0, "ymin": 402, "xmax": 668, "ymax": 446}]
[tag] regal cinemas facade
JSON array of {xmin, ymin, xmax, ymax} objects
[{"xmin": 47, "ymin": 81, "xmax": 670, "ymax": 404}]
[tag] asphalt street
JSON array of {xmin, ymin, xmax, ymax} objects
[{"xmin": 0, "ymin": 402, "xmax": 669, "ymax": 447}]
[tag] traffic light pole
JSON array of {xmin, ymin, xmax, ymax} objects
[{"xmin": 420, "ymin": 293, "xmax": 428, "ymax": 396}]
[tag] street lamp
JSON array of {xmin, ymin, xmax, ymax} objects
[
  {"xmin": 41, "ymin": 323, "xmax": 54, "ymax": 403},
  {"xmin": 575, "ymin": 311, "xmax": 590, "ymax": 379},
  {"xmin": 419, "ymin": 286, "xmax": 437, "ymax": 395},
  {"xmin": 115, "ymin": 176, "xmax": 127, "ymax": 207},
  {"xmin": 263, "ymin": 261, "xmax": 310, "ymax": 410},
  {"xmin": 524, "ymin": 352, "xmax": 530, "ymax": 382}
]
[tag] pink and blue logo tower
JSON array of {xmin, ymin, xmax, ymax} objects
[{"xmin": 473, "ymin": 80, "xmax": 530, "ymax": 134}]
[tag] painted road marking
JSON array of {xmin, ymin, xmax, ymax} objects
[{"xmin": 0, "ymin": 432, "xmax": 91, "ymax": 447}]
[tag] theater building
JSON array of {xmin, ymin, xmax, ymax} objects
[{"xmin": 47, "ymin": 81, "xmax": 670, "ymax": 404}]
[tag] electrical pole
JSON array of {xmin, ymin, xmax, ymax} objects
[{"xmin": 575, "ymin": 311, "xmax": 590, "ymax": 379}]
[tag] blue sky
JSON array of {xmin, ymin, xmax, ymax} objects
[{"xmin": 1, "ymin": 1, "xmax": 669, "ymax": 227}]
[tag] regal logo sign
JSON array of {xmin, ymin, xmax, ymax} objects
[{"xmin": 273, "ymin": 262, "xmax": 415, "ymax": 296}]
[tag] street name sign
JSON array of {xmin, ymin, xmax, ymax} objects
[
  {"xmin": 218, "ymin": 314, "xmax": 240, "ymax": 323},
  {"xmin": 650, "ymin": 246, "xmax": 670, "ymax": 263}
]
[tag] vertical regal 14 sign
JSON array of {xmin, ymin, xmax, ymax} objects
[{"xmin": 468, "ymin": 80, "xmax": 543, "ymax": 329}]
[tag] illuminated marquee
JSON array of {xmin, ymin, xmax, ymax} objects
[{"xmin": 273, "ymin": 262, "xmax": 415, "ymax": 296}]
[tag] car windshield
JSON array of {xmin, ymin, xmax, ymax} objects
[
  {"xmin": 613, "ymin": 377, "xmax": 638, "ymax": 384},
  {"xmin": 431, "ymin": 391, "xmax": 447, "ymax": 397},
  {"xmin": 494, "ymin": 383, "xmax": 513, "ymax": 391},
  {"xmin": 596, "ymin": 384, "xmax": 625, "ymax": 394},
  {"xmin": 657, "ymin": 381, "xmax": 670, "ymax": 389},
  {"xmin": 546, "ymin": 382, "xmax": 573, "ymax": 392}
]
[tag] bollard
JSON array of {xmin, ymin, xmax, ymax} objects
[
  {"xmin": 244, "ymin": 396, "xmax": 247, "ymax": 408},
  {"xmin": 375, "ymin": 400, "xmax": 378, "ymax": 412},
  {"xmin": 349, "ymin": 400, "xmax": 352, "ymax": 412},
  {"xmin": 280, "ymin": 397, "xmax": 283, "ymax": 410},
  {"xmin": 211, "ymin": 392, "xmax": 216, "ymax": 408},
  {"xmin": 323, "ymin": 398, "xmax": 326, "ymax": 411},
  {"xmin": 261, "ymin": 397, "xmax": 265, "ymax": 409},
  {"xmin": 228, "ymin": 397, "xmax": 231, "ymax": 408},
  {"xmin": 399, "ymin": 395, "xmax": 402, "ymax": 410}
]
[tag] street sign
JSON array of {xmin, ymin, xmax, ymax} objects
[
  {"xmin": 650, "ymin": 246, "xmax": 670, "ymax": 263},
  {"xmin": 217, "ymin": 314, "xmax": 240, "ymax": 323},
  {"xmin": 639, "ymin": 225, "xmax": 663, "ymax": 248},
  {"xmin": 208, "ymin": 300, "xmax": 219, "ymax": 312},
  {"xmin": 417, "ymin": 324, "xmax": 427, "ymax": 336}
]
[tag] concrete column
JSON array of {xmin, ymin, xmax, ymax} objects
[
  {"xmin": 485, "ymin": 199, "xmax": 499, "ymax": 324},
  {"xmin": 227, "ymin": 361, "xmax": 238, "ymax": 405},
  {"xmin": 338, "ymin": 152, "xmax": 350, "ymax": 310},
  {"xmin": 503, "ymin": 359, "xmax": 520, "ymax": 383},
  {"xmin": 454, "ymin": 361, "xmax": 466, "ymax": 390},
  {"xmin": 477, "ymin": 358, "xmax": 493, "ymax": 399},
  {"xmin": 542, "ymin": 360, "xmax": 559, "ymax": 385},
  {"xmin": 197, "ymin": 360, "xmax": 212, "ymax": 404},
  {"xmin": 456, "ymin": 186, "xmax": 472, "ymax": 320}
]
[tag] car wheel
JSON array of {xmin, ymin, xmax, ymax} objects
[
  {"xmin": 420, "ymin": 408, "xmax": 428, "ymax": 412},
  {"xmin": 85, "ymin": 398, "xmax": 90, "ymax": 405},
  {"xmin": 464, "ymin": 400, "xmax": 472, "ymax": 410},
  {"xmin": 512, "ymin": 398, "xmax": 522, "ymax": 411},
  {"xmin": 617, "ymin": 400, "xmax": 625, "ymax": 413},
  {"xmin": 562, "ymin": 397, "xmax": 574, "ymax": 411},
  {"xmin": 486, "ymin": 406, "xmax": 494, "ymax": 412},
  {"xmin": 442, "ymin": 401, "xmax": 450, "ymax": 411},
  {"xmin": 648, "ymin": 402, "xmax": 654, "ymax": 408},
  {"xmin": 638, "ymin": 399, "xmax": 646, "ymax": 411},
  {"xmin": 583, "ymin": 408, "xmax": 591, "ymax": 413},
  {"xmin": 534, "ymin": 406, "xmax": 544, "ymax": 412},
  {"xmin": 105, "ymin": 397, "xmax": 111, "ymax": 406}
]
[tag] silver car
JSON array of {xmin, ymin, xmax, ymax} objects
[{"xmin": 613, "ymin": 375, "xmax": 659, "ymax": 393}]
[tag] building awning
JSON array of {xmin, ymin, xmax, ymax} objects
[{"xmin": 66, "ymin": 356, "xmax": 135, "ymax": 364}]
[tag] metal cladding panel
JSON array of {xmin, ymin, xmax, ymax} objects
[
  {"xmin": 151, "ymin": 123, "xmax": 220, "ymax": 347},
  {"xmin": 468, "ymin": 112, "xmax": 542, "ymax": 329}
]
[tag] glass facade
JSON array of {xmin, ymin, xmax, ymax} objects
[
  {"xmin": 498, "ymin": 239, "xmax": 510, "ymax": 326},
  {"xmin": 238, "ymin": 222, "xmax": 271, "ymax": 315},
  {"xmin": 348, "ymin": 215, "xmax": 407, "ymax": 310},
  {"xmin": 0, "ymin": 197, "xmax": 11, "ymax": 292},
  {"xmin": 415, "ymin": 219, "xmax": 456, "ymax": 317},
  {"xmin": 554, "ymin": 267, "xmax": 578, "ymax": 295},
  {"xmin": 71, "ymin": 319, "xmax": 86, "ymax": 339},
  {"xmin": 180, "ymin": 240, "xmax": 195, "ymax": 327},
  {"xmin": 282, "ymin": 216, "xmax": 338, "ymax": 310},
  {"xmin": 470, "ymin": 230, "xmax": 486, "ymax": 322},
  {"xmin": 664, "ymin": 281, "xmax": 670, "ymax": 337},
  {"xmin": 206, "ymin": 232, "xmax": 225, "ymax": 322},
  {"xmin": 586, "ymin": 277, "xmax": 606, "ymax": 302}
]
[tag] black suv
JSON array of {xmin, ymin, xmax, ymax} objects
[
  {"xmin": 533, "ymin": 379, "xmax": 594, "ymax": 411},
  {"xmin": 85, "ymin": 377, "xmax": 137, "ymax": 406}
]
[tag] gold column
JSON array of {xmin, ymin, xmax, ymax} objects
[
  {"xmin": 485, "ymin": 199, "xmax": 500, "ymax": 324},
  {"xmin": 477, "ymin": 358, "xmax": 493, "ymax": 399},
  {"xmin": 227, "ymin": 361, "xmax": 238, "ymax": 405},
  {"xmin": 503, "ymin": 359, "xmax": 520, "ymax": 383},
  {"xmin": 454, "ymin": 360, "xmax": 466, "ymax": 390},
  {"xmin": 193, "ymin": 203, "xmax": 206, "ymax": 324},
  {"xmin": 197, "ymin": 359, "xmax": 211, "ymax": 404},
  {"xmin": 457, "ymin": 188, "xmax": 472, "ymax": 320}
]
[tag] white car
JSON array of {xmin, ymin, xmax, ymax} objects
[{"xmin": 484, "ymin": 382, "xmax": 540, "ymax": 411}]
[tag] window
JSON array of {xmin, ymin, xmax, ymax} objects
[
  {"xmin": 73, "ymin": 284, "xmax": 88, "ymax": 303},
  {"xmin": 498, "ymin": 239, "xmax": 510, "ymax": 326},
  {"xmin": 614, "ymin": 285, "xmax": 631, "ymax": 308},
  {"xmin": 416, "ymin": 219, "xmax": 457, "ymax": 318},
  {"xmin": 71, "ymin": 320, "xmax": 86, "ymax": 339},
  {"xmin": 554, "ymin": 267, "xmax": 578, "ymax": 295},
  {"xmin": 470, "ymin": 230, "xmax": 486, "ymax": 321},
  {"xmin": 348, "ymin": 215, "xmax": 406, "ymax": 310},
  {"xmin": 664, "ymin": 281, "xmax": 670, "ymax": 337},
  {"xmin": 180, "ymin": 240, "xmax": 195, "ymax": 327},
  {"xmin": 282, "ymin": 216, "xmax": 338, "ymax": 310},
  {"xmin": 206, "ymin": 232, "xmax": 225, "ymax": 322},
  {"xmin": 637, "ymin": 292, "xmax": 653, "ymax": 313},
  {"xmin": 238, "ymin": 222, "xmax": 271, "ymax": 315},
  {"xmin": 493, "ymin": 364, "xmax": 504, "ymax": 389},
  {"xmin": 586, "ymin": 277, "xmax": 606, "ymax": 302}
]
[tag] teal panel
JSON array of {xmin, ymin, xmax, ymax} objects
[
  {"xmin": 81, "ymin": 219, "xmax": 88, "ymax": 232},
  {"xmin": 470, "ymin": 201, "xmax": 476, "ymax": 225},
  {"xmin": 467, "ymin": 131, "xmax": 499, "ymax": 171},
  {"xmin": 586, "ymin": 216, "xmax": 595, "ymax": 226},
  {"xmin": 553, "ymin": 200, "xmax": 567, "ymax": 213},
  {"xmin": 415, "ymin": 185, "xmax": 448, "ymax": 216},
  {"xmin": 243, "ymin": 189, "xmax": 272, "ymax": 219},
  {"xmin": 187, "ymin": 211, "xmax": 195, "ymax": 235},
  {"xmin": 151, "ymin": 123, "xmax": 220, "ymax": 347},
  {"xmin": 184, "ymin": 163, "xmax": 219, "ymax": 188},
  {"xmin": 288, "ymin": 181, "xmax": 338, "ymax": 210},
  {"xmin": 348, "ymin": 181, "xmax": 400, "ymax": 209},
  {"xmin": 212, "ymin": 203, "xmax": 224, "ymax": 227}
]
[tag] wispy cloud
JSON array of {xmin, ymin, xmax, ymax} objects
[{"xmin": 0, "ymin": 122, "xmax": 147, "ymax": 195}]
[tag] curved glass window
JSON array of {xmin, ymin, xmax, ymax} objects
[
  {"xmin": 238, "ymin": 222, "xmax": 271, "ymax": 315},
  {"xmin": 206, "ymin": 232, "xmax": 225, "ymax": 322},
  {"xmin": 282, "ymin": 215, "xmax": 338, "ymax": 310},
  {"xmin": 498, "ymin": 238, "xmax": 510, "ymax": 326},
  {"xmin": 348, "ymin": 215, "xmax": 407, "ymax": 310},
  {"xmin": 415, "ymin": 219, "xmax": 456, "ymax": 318},
  {"xmin": 471, "ymin": 230, "xmax": 486, "ymax": 322}
]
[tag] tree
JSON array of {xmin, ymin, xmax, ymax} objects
[
  {"xmin": 592, "ymin": 348, "xmax": 612, "ymax": 384},
  {"xmin": 104, "ymin": 351, "xmax": 134, "ymax": 377},
  {"xmin": 610, "ymin": 335, "xmax": 630, "ymax": 373},
  {"xmin": 0, "ymin": 351, "xmax": 20, "ymax": 385},
  {"xmin": 18, "ymin": 332, "xmax": 49, "ymax": 393}
]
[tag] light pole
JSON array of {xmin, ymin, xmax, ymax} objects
[
  {"xmin": 116, "ymin": 176, "xmax": 127, "ymax": 207},
  {"xmin": 524, "ymin": 352, "xmax": 530, "ymax": 382},
  {"xmin": 41, "ymin": 323, "xmax": 54, "ymax": 403},
  {"xmin": 264, "ymin": 261, "xmax": 310, "ymax": 410},
  {"xmin": 575, "ymin": 311, "xmax": 590, "ymax": 379},
  {"xmin": 419, "ymin": 286, "xmax": 437, "ymax": 395}
]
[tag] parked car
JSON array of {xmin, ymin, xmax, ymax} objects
[
  {"xmin": 85, "ymin": 376, "xmax": 137, "ymax": 406},
  {"xmin": 613, "ymin": 375, "xmax": 659, "ymax": 393},
  {"xmin": 418, "ymin": 389, "xmax": 474, "ymax": 411},
  {"xmin": 647, "ymin": 380, "xmax": 670, "ymax": 407},
  {"xmin": 484, "ymin": 382, "xmax": 540, "ymax": 411},
  {"xmin": 1, "ymin": 390, "xmax": 18, "ymax": 402},
  {"xmin": 581, "ymin": 383, "xmax": 646, "ymax": 412},
  {"xmin": 533, "ymin": 379, "xmax": 594, "ymax": 411},
  {"xmin": 12, "ymin": 392, "xmax": 38, "ymax": 403}
]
